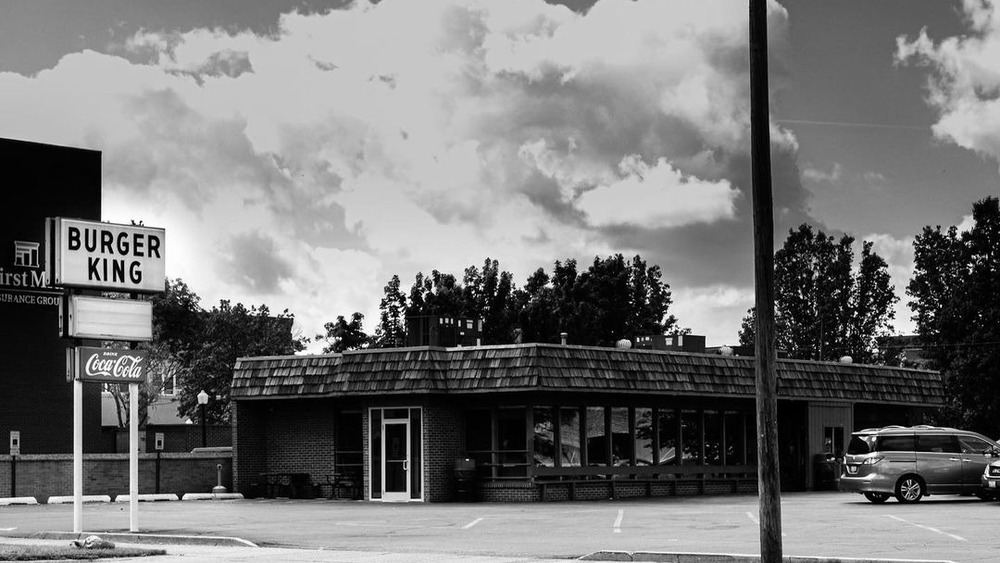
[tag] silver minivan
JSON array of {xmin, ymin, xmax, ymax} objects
[{"xmin": 840, "ymin": 425, "xmax": 1000, "ymax": 503}]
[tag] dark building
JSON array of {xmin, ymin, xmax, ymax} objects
[
  {"xmin": 406, "ymin": 315, "xmax": 483, "ymax": 347},
  {"xmin": 0, "ymin": 138, "xmax": 103, "ymax": 454},
  {"xmin": 230, "ymin": 343, "xmax": 943, "ymax": 502}
]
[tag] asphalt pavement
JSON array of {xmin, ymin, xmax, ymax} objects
[{"xmin": 0, "ymin": 491, "xmax": 987, "ymax": 562}]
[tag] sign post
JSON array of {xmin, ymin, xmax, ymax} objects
[
  {"xmin": 48, "ymin": 218, "xmax": 164, "ymax": 535},
  {"xmin": 73, "ymin": 378, "xmax": 82, "ymax": 533}
]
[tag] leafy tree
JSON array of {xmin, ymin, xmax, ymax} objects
[
  {"xmin": 372, "ymin": 275, "xmax": 408, "ymax": 348},
  {"xmin": 316, "ymin": 312, "xmax": 370, "ymax": 353},
  {"xmin": 461, "ymin": 258, "xmax": 517, "ymax": 343},
  {"xmin": 180, "ymin": 301, "xmax": 305, "ymax": 423},
  {"xmin": 908, "ymin": 197, "xmax": 1000, "ymax": 432},
  {"xmin": 739, "ymin": 224, "xmax": 896, "ymax": 362},
  {"xmin": 108, "ymin": 278, "xmax": 203, "ymax": 430},
  {"xmin": 518, "ymin": 254, "xmax": 676, "ymax": 346}
]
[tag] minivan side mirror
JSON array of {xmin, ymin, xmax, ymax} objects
[{"xmin": 989, "ymin": 446, "xmax": 1000, "ymax": 457}]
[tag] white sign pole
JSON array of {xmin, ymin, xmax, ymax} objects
[
  {"xmin": 73, "ymin": 377, "xmax": 83, "ymax": 533},
  {"xmin": 129, "ymin": 382, "xmax": 139, "ymax": 532}
]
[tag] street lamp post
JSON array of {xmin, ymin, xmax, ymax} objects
[{"xmin": 197, "ymin": 390, "xmax": 209, "ymax": 448}]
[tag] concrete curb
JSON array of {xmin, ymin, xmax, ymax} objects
[
  {"xmin": 181, "ymin": 492, "xmax": 244, "ymax": 501},
  {"xmin": 113, "ymin": 494, "xmax": 180, "ymax": 502},
  {"xmin": 580, "ymin": 552, "xmax": 958, "ymax": 563},
  {"xmin": 0, "ymin": 497, "xmax": 38, "ymax": 506},
  {"xmin": 45, "ymin": 495, "xmax": 112, "ymax": 504},
  {"xmin": 28, "ymin": 531, "xmax": 258, "ymax": 548}
]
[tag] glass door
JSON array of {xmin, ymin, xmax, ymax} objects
[{"xmin": 382, "ymin": 418, "xmax": 410, "ymax": 501}]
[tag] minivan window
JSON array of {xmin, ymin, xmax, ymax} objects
[
  {"xmin": 875, "ymin": 435, "xmax": 915, "ymax": 452},
  {"xmin": 847, "ymin": 435, "xmax": 875, "ymax": 455},
  {"xmin": 959, "ymin": 435, "xmax": 994, "ymax": 454},
  {"xmin": 916, "ymin": 434, "xmax": 959, "ymax": 453}
]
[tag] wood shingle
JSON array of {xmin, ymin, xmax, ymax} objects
[{"xmin": 231, "ymin": 344, "xmax": 944, "ymax": 406}]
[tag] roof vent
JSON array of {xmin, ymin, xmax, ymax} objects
[
  {"xmin": 560, "ymin": 332, "xmax": 568, "ymax": 345},
  {"xmin": 616, "ymin": 339, "xmax": 632, "ymax": 349},
  {"xmin": 839, "ymin": 355, "xmax": 853, "ymax": 364},
  {"xmin": 718, "ymin": 345, "xmax": 734, "ymax": 356}
]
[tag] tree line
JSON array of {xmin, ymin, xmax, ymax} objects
[{"xmin": 315, "ymin": 255, "xmax": 678, "ymax": 352}]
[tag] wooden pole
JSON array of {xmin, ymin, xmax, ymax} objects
[{"xmin": 749, "ymin": 1, "xmax": 782, "ymax": 562}]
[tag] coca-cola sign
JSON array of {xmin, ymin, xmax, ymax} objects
[{"xmin": 76, "ymin": 346, "xmax": 148, "ymax": 383}]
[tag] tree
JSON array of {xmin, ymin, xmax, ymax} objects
[
  {"xmin": 180, "ymin": 301, "xmax": 305, "ymax": 423},
  {"xmin": 739, "ymin": 225, "xmax": 896, "ymax": 362},
  {"xmin": 908, "ymin": 197, "xmax": 1000, "ymax": 432},
  {"xmin": 372, "ymin": 275, "xmax": 408, "ymax": 348},
  {"xmin": 316, "ymin": 312, "xmax": 370, "ymax": 353},
  {"xmin": 461, "ymin": 258, "xmax": 517, "ymax": 344},
  {"xmin": 107, "ymin": 278, "xmax": 203, "ymax": 430},
  {"xmin": 518, "ymin": 254, "xmax": 676, "ymax": 346}
]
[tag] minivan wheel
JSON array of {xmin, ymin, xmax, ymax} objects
[
  {"xmin": 895, "ymin": 476, "xmax": 924, "ymax": 503},
  {"xmin": 864, "ymin": 492, "xmax": 890, "ymax": 504}
]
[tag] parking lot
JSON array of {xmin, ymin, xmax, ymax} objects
[{"xmin": 1, "ymin": 492, "xmax": 997, "ymax": 562}]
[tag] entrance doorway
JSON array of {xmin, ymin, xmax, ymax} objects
[
  {"xmin": 370, "ymin": 407, "xmax": 422, "ymax": 501},
  {"xmin": 382, "ymin": 418, "xmax": 410, "ymax": 501}
]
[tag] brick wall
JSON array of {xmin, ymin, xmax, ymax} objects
[
  {"xmin": 421, "ymin": 405, "xmax": 461, "ymax": 502},
  {"xmin": 0, "ymin": 453, "xmax": 231, "ymax": 500},
  {"xmin": 265, "ymin": 400, "xmax": 335, "ymax": 478},
  {"xmin": 479, "ymin": 481, "xmax": 539, "ymax": 502},
  {"xmin": 233, "ymin": 401, "xmax": 266, "ymax": 494}
]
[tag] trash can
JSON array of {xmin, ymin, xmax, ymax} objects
[{"xmin": 455, "ymin": 457, "xmax": 477, "ymax": 502}]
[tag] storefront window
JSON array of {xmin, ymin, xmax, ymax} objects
[
  {"xmin": 464, "ymin": 409, "xmax": 493, "ymax": 474},
  {"xmin": 657, "ymin": 408, "xmax": 678, "ymax": 465},
  {"xmin": 635, "ymin": 408, "xmax": 654, "ymax": 466},
  {"xmin": 560, "ymin": 407, "xmax": 582, "ymax": 467},
  {"xmin": 533, "ymin": 407, "xmax": 555, "ymax": 467},
  {"xmin": 724, "ymin": 412, "xmax": 744, "ymax": 465},
  {"xmin": 681, "ymin": 410, "xmax": 702, "ymax": 464},
  {"xmin": 498, "ymin": 408, "xmax": 527, "ymax": 477},
  {"xmin": 746, "ymin": 413, "xmax": 758, "ymax": 465},
  {"xmin": 610, "ymin": 407, "xmax": 630, "ymax": 465},
  {"xmin": 587, "ymin": 407, "xmax": 607, "ymax": 466},
  {"xmin": 704, "ymin": 410, "xmax": 722, "ymax": 465}
]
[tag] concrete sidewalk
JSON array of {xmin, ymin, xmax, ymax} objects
[
  {"xmin": 0, "ymin": 536, "xmax": 581, "ymax": 562},
  {"xmin": 0, "ymin": 535, "xmax": 958, "ymax": 563}
]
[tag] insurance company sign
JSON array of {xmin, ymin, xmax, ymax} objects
[
  {"xmin": 75, "ymin": 346, "xmax": 148, "ymax": 383},
  {"xmin": 48, "ymin": 218, "xmax": 165, "ymax": 293}
]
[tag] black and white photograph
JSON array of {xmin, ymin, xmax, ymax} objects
[{"xmin": 2, "ymin": 1, "xmax": 1000, "ymax": 562}]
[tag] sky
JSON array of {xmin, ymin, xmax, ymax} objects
[{"xmin": 2, "ymin": 0, "xmax": 999, "ymax": 353}]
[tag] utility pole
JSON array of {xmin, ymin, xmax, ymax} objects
[{"xmin": 749, "ymin": 1, "xmax": 782, "ymax": 562}]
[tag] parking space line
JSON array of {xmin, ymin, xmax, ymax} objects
[
  {"xmin": 613, "ymin": 509, "xmax": 624, "ymax": 533},
  {"xmin": 887, "ymin": 515, "xmax": 967, "ymax": 541},
  {"xmin": 462, "ymin": 517, "xmax": 484, "ymax": 530},
  {"xmin": 745, "ymin": 511, "xmax": 786, "ymax": 536}
]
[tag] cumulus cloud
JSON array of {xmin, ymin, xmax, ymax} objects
[
  {"xmin": 802, "ymin": 162, "xmax": 843, "ymax": 184},
  {"xmin": 577, "ymin": 155, "xmax": 738, "ymax": 228},
  {"xmin": 896, "ymin": 0, "xmax": 1000, "ymax": 167},
  {"xmin": 0, "ymin": 0, "xmax": 808, "ymax": 350}
]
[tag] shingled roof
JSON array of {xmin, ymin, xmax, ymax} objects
[{"xmin": 230, "ymin": 344, "xmax": 943, "ymax": 406}]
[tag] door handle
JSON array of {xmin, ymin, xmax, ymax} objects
[
  {"xmin": 403, "ymin": 460, "xmax": 408, "ymax": 471},
  {"xmin": 949, "ymin": 458, "xmax": 960, "ymax": 461}
]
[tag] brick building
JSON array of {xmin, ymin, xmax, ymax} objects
[
  {"xmin": 0, "ymin": 138, "xmax": 103, "ymax": 454},
  {"xmin": 230, "ymin": 340, "xmax": 944, "ymax": 502}
]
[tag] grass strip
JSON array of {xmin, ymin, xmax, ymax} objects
[{"xmin": 0, "ymin": 543, "xmax": 166, "ymax": 560}]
